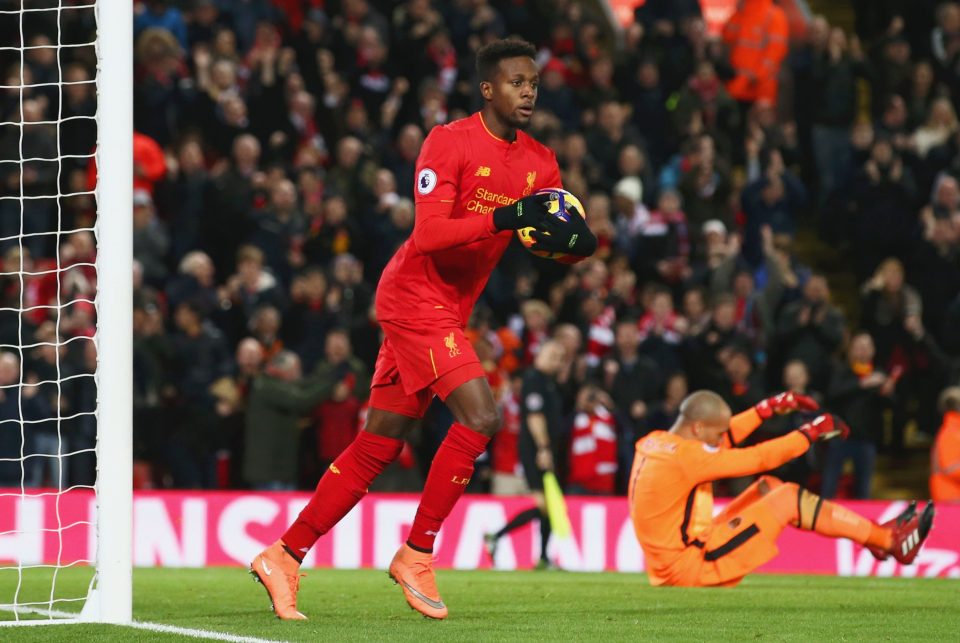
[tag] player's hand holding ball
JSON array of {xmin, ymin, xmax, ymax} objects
[
  {"xmin": 515, "ymin": 188, "xmax": 597, "ymax": 264},
  {"xmin": 492, "ymin": 191, "xmax": 554, "ymax": 231},
  {"xmin": 798, "ymin": 414, "xmax": 850, "ymax": 443}
]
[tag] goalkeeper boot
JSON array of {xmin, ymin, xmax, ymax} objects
[
  {"xmin": 249, "ymin": 540, "xmax": 307, "ymax": 620},
  {"xmin": 388, "ymin": 543, "xmax": 448, "ymax": 620},
  {"xmin": 867, "ymin": 501, "xmax": 936, "ymax": 564},
  {"xmin": 887, "ymin": 501, "xmax": 935, "ymax": 565}
]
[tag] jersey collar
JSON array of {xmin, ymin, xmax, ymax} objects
[{"xmin": 477, "ymin": 112, "xmax": 515, "ymax": 147}]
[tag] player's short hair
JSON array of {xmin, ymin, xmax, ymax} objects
[
  {"xmin": 939, "ymin": 386, "xmax": 960, "ymax": 413},
  {"xmin": 476, "ymin": 38, "xmax": 537, "ymax": 82},
  {"xmin": 678, "ymin": 390, "xmax": 729, "ymax": 424}
]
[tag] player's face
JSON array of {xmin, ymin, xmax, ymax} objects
[
  {"xmin": 693, "ymin": 413, "xmax": 731, "ymax": 447},
  {"xmin": 486, "ymin": 56, "xmax": 539, "ymax": 129}
]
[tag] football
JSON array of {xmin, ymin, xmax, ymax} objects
[{"xmin": 516, "ymin": 187, "xmax": 588, "ymax": 265}]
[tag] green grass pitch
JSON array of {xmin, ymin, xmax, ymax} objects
[{"xmin": 1, "ymin": 567, "xmax": 957, "ymax": 641}]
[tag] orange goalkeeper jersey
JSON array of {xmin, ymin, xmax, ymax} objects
[{"xmin": 628, "ymin": 408, "xmax": 809, "ymax": 585}]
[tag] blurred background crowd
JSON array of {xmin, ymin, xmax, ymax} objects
[{"xmin": 1, "ymin": 0, "xmax": 959, "ymax": 500}]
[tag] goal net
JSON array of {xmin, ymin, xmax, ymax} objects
[{"xmin": 0, "ymin": 0, "xmax": 130, "ymax": 626}]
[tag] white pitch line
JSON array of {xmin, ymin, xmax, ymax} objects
[
  {"xmin": 123, "ymin": 621, "xmax": 285, "ymax": 643},
  {"xmin": 0, "ymin": 604, "xmax": 286, "ymax": 642}
]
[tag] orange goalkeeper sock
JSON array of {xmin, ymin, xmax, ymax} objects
[{"xmin": 814, "ymin": 500, "xmax": 892, "ymax": 550}]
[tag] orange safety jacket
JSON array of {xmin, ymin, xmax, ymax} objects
[
  {"xmin": 931, "ymin": 411, "xmax": 960, "ymax": 501},
  {"xmin": 722, "ymin": 0, "xmax": 789, "ymax": 105}
]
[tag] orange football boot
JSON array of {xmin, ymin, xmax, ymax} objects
[
  {"xmin": 249, "ymin": 540, "xmax": 308, "ymax": 620},
  {"xmin": 388, "ymin": 544, "xmax": 448, "ymax": 619}
]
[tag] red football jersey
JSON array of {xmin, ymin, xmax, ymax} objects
[
  {"xmin": 492, "ymin": 389, "xmax": 522, "ymax": 475},
  {"xmin": 568, "ymin": 406, "xmax": 618, "ymax": 494},
  {"xmin": 376, "ymin": 112, "xmax": 562, "ymax": 326}
]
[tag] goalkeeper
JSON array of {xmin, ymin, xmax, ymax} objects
[{"xmin": 628, "ymin": 390, "xmax": 935, "ymax": 587}]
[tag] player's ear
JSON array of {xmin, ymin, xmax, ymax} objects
[
  {"xmin": 480, "ymin": 80, "xmax": 493, "ymax": 100},
  {"xmin": 691, "ymin": 421, "xmax": 703, "ymax": 440}
]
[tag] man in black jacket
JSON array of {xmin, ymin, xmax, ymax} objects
[{"xmin": 823, "ymin": 332, "xmax": 895, "ymax": 498}]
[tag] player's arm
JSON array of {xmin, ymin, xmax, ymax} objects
[
  {"xmin": 522, "ymin": 377, "xmax": 554, "ymax": 472},
  {"xmin": 255, "ymin": 372, "xmax": 334, "ymax": 414},
  {"xmin": 684, "ymin": 432, "xmax": 809, "ymax": 483},
  {"xmin": 411, "ymin": 194, "xmax": 554, "ymax": 254},
  {"xmin": 688, "ymin": 414, "xmax": 847, "ymax": 482},
  {"xmin": 724, "ymin": 392, "xmax": 820, "ymax": 447},
  {"xmin": 526, "ymin": 412, "xmax": 553, "ymax": 471},
  {"xmin": 411, "ymin": 127, "xmax": 551, "ymax": 254}
]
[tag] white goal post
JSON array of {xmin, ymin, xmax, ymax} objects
[
  {"xmin": 92, "ymin": 0, "xmax": 132, "ymax": 625},
  {"xmin": 0, "ymin": 0, "xmax": 131, "ymax": 626}
]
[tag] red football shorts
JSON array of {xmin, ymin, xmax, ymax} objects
[{"xmin": 369, "ymin": 320, "xmax": 485, "ymax": 419}]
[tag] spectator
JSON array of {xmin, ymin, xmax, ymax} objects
[
  {"xmin": 722, "ymin": 0, "xmax": 789, "ymax": 107},
  {"xmin": 823, "ymin": 333, "xmax": 896, "ymax": 499},
  {"xmin": 248, "ymin": 178, "xmax": 305, "ymax": 285},
  {"xmin": 810, "ymin": 27, "xmax": 866, "ymax": 204},
  {"xmin": 166, "ymin": 251, "xmax": 218, "ymax": 316},
  {"xmin": 283, "ymin": 267, "xmax": 338, "ymax": 371},
  {"xmin": 132, "ymin": 189, "xmax": 170, "ymax": 286},
  {"xmin": 218, "ymin": 245, "xmax": 287, "ymax": 344},
  {"xmin": 719, "ymin": 345, "xmax": 766, "ymax": 413},
  {"xmin": 684, "ymin": 293, "xmax": 750, "ymax": 390},
  {"xmin": 930, "ymin": 386, "xmax": 960, "ymax": 501},
  {"xmin": 205, "ymin": 135, "xmax": 263, "ymax": 278},
  {"xmin": 242, "ymin": 350, "xmax": 333, "ymax": 490},
  {"xmin": 911, "ymin": 96, "xmax": 958, "ymax": 157},
  {"xmin": 740, "ymin": 148, "xmax": 807, "ymax": 268},
  {"xmin": 850, "ymin": 133, "xmax": 919, "ymax": 280},
  {"xmin": 135, "ymin": 0, "xmax": 188, "ymax": 50},
  {"xmin": 489, "ymin": 374, "xmax": 525, "ymax": 496},
  {"xmin": 567, "ymin": 384, "xmax": 620, "ymax": 495},
  {"xmin": 603, "ymin": 319, "xmax": 661, "ymax": 440},
  {"xmin": 646, "ymin": 372, "xmax": 689, "ymax": 432},
  {"xmin": 765, "ymin": 359, "xmax": 824, "ymax": 486},
  {"xmin": 309, "ymin": 329, "xmax": 370, "ymax": 470},
  {"xmin": 165, "ymin": 300, "xmax": 232, "ymax": 488},
  {"xmin": 860, "ymin": 257, "xmax": 923, "ymax": 367},
  {"xmin": 774, "ymin": 273, "xmax": 846, "ymax": 386}
]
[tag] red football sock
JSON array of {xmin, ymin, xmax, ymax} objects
[
  {"xmin": 282, "ymin": 430, "xmax": 403, "ymax": 559},
  {"xmin": 407, "ymin": 423, "xmax": 490, "ymax": 553}
]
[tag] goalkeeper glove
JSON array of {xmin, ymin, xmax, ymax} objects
[
  {"xmin": 798, "ymin": 414, "xmax": 850, "ymax": 444},
  {"xmin": 755, "ymin": 391, "xmax": 819, "ymax": 419},
  {"xmin": 492, "ymin": 192, "xmax": 553, "ymax": 231},
  {"xmin": 528, "ymin": 206, "xmax": 598, "ymax": 257}
]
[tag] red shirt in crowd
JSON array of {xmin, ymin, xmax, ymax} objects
[
  {"xmin": 568, "ymin": 405, "xmax": 618, "ymax": 494},
  {"xmin": 492, "ymin": 389, "xmax": 522, "ymax": 476}
]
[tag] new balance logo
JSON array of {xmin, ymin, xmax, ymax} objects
[
  {"xmin": 329, "ymin": 464, "xmax": 341, "ymax": 474},
  {"xmin": 425, "ymin": 530, "xmax": 439, "ymax": 536},
  {"xmin": 475, "ymin": 166, "xmax": 491, "ymax": 176}
]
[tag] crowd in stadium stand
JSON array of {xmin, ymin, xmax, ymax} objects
[{"xmin": 1, "ymin": 0, "xmax": 959, "ymax": 500}]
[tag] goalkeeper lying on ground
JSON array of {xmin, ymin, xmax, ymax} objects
[{"xmin": 628, "ymin": 390, "xmax": 935, "ymax": 587}]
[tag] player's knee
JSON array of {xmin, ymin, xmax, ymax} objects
[
  {"xmin": 364, "ymin": 409, "xmax": 416, "ymax": 440},
  {"xmin": 796, "ymin": 487, "xmax": 824, "ymax": 530},
  {"xmin": 757, "ymin": 475, "xmax": 784, "ymax": 496},
  {"xmin": 464, "ymin": 406, "xmax": 502, "ymax": 437}
]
